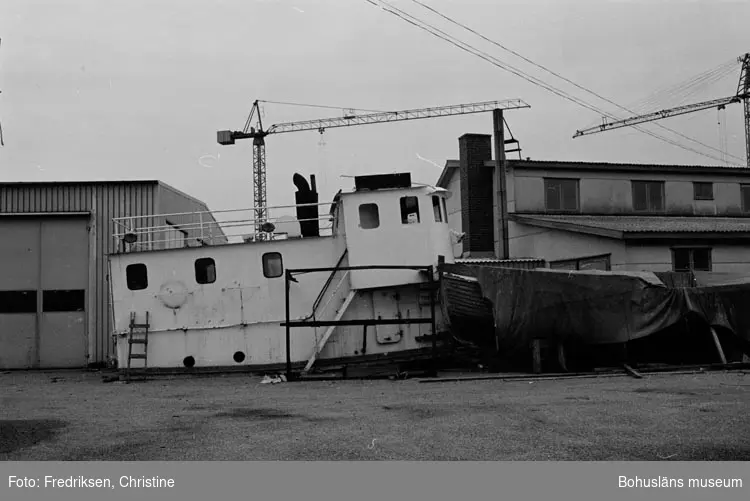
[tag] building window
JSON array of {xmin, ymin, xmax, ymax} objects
[
  {"xmin": 43, "ymin": 290, "xmax": 85, "ymax": 312},
  {"xmin": 549, "ymin": 254, "xmax": 611, "ymax": 271},
  {"xmin": 126, "ymin": 263, "xmax": 148, "ymax": 291},
  {"xmin": 441, "ymin": 198, "xmax": 448, "ymax": 224},
  {"xmin": 544, "ymin": 178, "xmax": 579, "ymax": 211},
  {"xmin": 262, "ymin": 252, "xmax": 283, "ymax": 278},
  {"xmin": 400, "ymin": 196, "xmax": 420, "ymax": 224},
  {"xmin": 672, "ymin": 248, "xmax": 711, "ymax": 272},
  {"xmin": 693, "ymin": 182, "xmax": 713, "ymax": 200},
  {"xmin": 632, "ymin": 181, "xmax": 664, "ymax": 211},
  {"xmin": 195, "ymin": 257, "xmax": 216, "ymax": 284},
  {"xmin": 0, "ymin": 290, "xmax": 37, "ymax": 314},
  {"xmin": 741, "ymin": 184, "xmax": 750, "ymax": 213},
  {"xmin": 432, "ymin": 196, "xmax": 443, "ymax": 222},
  {"xmin": 358, "ymin": 203, "xmax": 380, "ymax": 229}
]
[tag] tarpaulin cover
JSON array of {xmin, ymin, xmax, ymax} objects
[{"xmin": 473, "ymin": 267, "xmax": 750, "ymax": 355}]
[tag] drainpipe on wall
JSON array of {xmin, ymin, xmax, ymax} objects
[{"xmin": 493, "ymin": 109, "xmax": 510, "ymax": 259}]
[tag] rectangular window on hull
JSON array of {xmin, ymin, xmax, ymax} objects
[
  {"xmin": 358, "ymin": 203, "xmax": 380, "ymax": 229},
  {"xmin": 672, "ymin": 248, "xmax": 712, "ymax": 272},
  {"xmin": 195, "ymin": 257, "xmax": 216, "ymax": 284},
  {"xmin": 432, "ymin": 196, "xmax": 443, "ymax": 222},
  {"xmin": 0, "ymin": 290, "xmax": 37, "ymax": 314},
  {"xmin": 263, "ymin": 252, "xmax": 283, "ymax": 278},
  {"xmin": 400, "ymin": 196, "xmax": 420, "ymax": 224},
  {"xmin": 43, "ymin": 290, "xmax": 85, "ymax": 312},
  {"xmin": 126, "ymin": 263, "xmax": 148, "ymax": 291}
]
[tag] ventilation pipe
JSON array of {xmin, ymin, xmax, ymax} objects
[{"xmin": 293, "ymin": 173, "xmax": 320, "ymax": 238}]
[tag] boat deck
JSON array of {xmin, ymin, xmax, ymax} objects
[{"xmin": 111, "ymin": 200, "xmax": 336, "ymax": 253}]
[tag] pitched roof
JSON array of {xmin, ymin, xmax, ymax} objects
[
  {"xmin": 509, "ymin": 214, "xmax": 750, "ymax": 240},
  {"xmin": 435, "ymin": 157, "xmax": 750, "ymax": 188},
  {"xmin": 504, "ymin": 159, "xmax": 750, "ymax": 174},
  {"xmin": 437, "ymin": 160, "xmax": 460, "ymax": 188}
]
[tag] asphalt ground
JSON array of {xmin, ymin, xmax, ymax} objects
[{"xmin": 1, "ymin": 370, "xmax": 748, "ymax": 460}]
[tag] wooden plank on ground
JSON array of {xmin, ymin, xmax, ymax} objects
[
  {"xmin": 531, "ymin": 339, "xmax": 542, "ymax": 374},
  {"xmin": 303, "ymin": 290, "xmax": 357, "ymax": 373},
  {"xmin": 623, "ymin": 364, "xmax": 643, "ymax": 379},
  {"xmin": 710, "ymin": 327, "xmax": 727, "ymax": 365}
]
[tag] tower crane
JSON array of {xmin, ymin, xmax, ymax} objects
[
  {"xmin": 217, "ymin": 98, "xmax": 531, "ymax": 240},
  {"xmin": 573, "ymin": 53, "xmax": 750, "ymax": 167}
]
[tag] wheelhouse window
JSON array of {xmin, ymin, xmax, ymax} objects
[
  {"xmin": 741, "ymin": 184, "xmax": 750, "ymax": 213},
  {"xmin": 441, "ymin": 198, "xmax": 448, "ymax": 224},
  {"xmin": 358, "ymin": 203, "xmax": 380, "ymax": 229},
  {"xmin": 693, "ymin": 182, "xmax": 713, "ymax": 201},
  {"xmin": 672, "ymin": 248, "xmax": 712, "ymax": 272},
  {"xmin": 262, "ymin": 252, "xmax": 283, "ymax": 278},
  {"xmin": 544, "ymin": 178, "xmax": 579, "ymax": 211},
  {"xmin": 432, "ymin": 196, "xmax": 443, "ymax": 222},
  {"xmin": 126, "ymin": 263, "xmax": 148, "ymax": 291},
  {"xmin": 632, "ymin": 181, "xmax": 665, "ymax": 211},
  {"xmin": 195, "ymin": 257, "xmax": 216, "ymax": 284},
  {"xmin": 400, "ymin": 196, "xmax": 420, "ymax": 224}
]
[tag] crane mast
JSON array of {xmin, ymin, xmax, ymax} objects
[
  {"xmin": 739, "ymin": 53, "xmax": 750, "ymax": 167},
  {"xmin": 573, "ymin": 53, "xmax": 750, "ymax": 167},
  {"xmin": 218, "ymin": 99, "xmax": 531, "ymax": 240}
]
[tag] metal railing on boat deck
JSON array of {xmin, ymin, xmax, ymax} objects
[{"xmin": 111, "ymin": 201, "xmax": 337, "ymax": 252}]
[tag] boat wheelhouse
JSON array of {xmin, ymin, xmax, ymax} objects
[{"xmin": 108, "ymin": 172, "xmax": 457, "ymax": 376}]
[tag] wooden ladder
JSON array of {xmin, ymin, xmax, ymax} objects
[{"xmin": 126, "ymin": 311, "xmax": 150, "ymax": 383}]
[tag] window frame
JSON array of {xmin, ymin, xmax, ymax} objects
[
  {"xmin": 693, "ymin": 182, "xmax": 714, "ymax": 201},
  {"xmin": 194, "ymin": 257, "xmax": 217, "ymax": 285},
  {"xmin": 671, "ymin": 247, "xmax": 712, "ymax": 272},
  {"xmin": 543, "ymin": 178, "xmax": 580, "ymax": 212},
  {"xmin": 126, "ymin": 263, "xmax": 148, "ymax": 291},
  {"xmin": 262, "ymin": 252, "xmax": 284, "ymax": 279},
  {"xmin": 441, "ymin": 197, "xmax": 448, "ymax": 224},
  {"xmin": 358, "ymin": 203, "xmax": 380, "ymax": 230},
  {"xmin": 42, "ymin": 289, "xmax": 86, "ymax": 312},
  {"xmin": 399, "ymin": 195, "xmax": 421, "ymax": 224},
  {"xmin": 631, "ymin": 180, "xmax": 665, "ymax": 212},
  {"xmin": 741, "ymin": 184, "xmax": 750, "ymax": 213},
  {"xmin": 549, "ymin": 253, "xmax": 611, "ymax": 271},
  {"xmin": 432, "ymin": 195, "xmax": 443, "ymax": 223},
  {"xmin": 0, "ymin": 290, "xmax": 37, "ymax": 314}
]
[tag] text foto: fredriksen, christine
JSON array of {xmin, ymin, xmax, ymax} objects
[{"xmin": 9, "ymin": 475, "xmax": 175, "ymax": 489}]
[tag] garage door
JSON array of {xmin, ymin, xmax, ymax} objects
[{"xmin": 0, "ymin": 217, "xmax": 89, "ymax": 369}]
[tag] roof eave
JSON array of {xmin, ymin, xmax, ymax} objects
[
  {"xmin": 436, "ymin": 160, "xmax": 459, "ymax": 189},
  {"xmin": 488, "ymin": 160, "xmax": 750, "ymax": 176},
  {"xmin": 623, "ymin": 231, "xmax": 750, "ymax": 240},
  {"xmin": 509, "ymin": 214, "xmax": 624, "ymax": 240}
]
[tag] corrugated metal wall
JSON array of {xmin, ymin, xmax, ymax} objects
[
  {"xmin": 157, "ymin": 183, "xmax": 228, "ymax": 246},
  {"xmin": 0, "ymin": 182, "xmax": 158, "ymax": 365}
]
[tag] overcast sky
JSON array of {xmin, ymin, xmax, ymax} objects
[{"xmin": 0, "ymin": 0, "xmax": 748, "ymax": 216}]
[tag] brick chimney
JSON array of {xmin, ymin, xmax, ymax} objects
[{"xmin": 459, "ymin": 133, "xmax": 495, "ymax": 257}]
